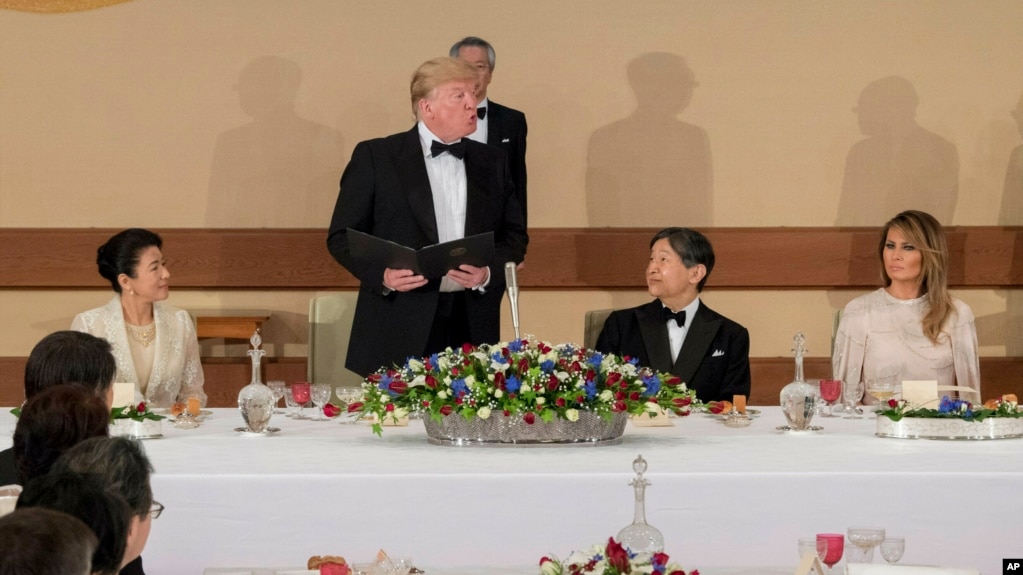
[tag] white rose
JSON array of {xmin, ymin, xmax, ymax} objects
[
  {"xmin": 465, "ymin": 375, "xmax": 476, "ymax": 388},
  {"xmin": 437, "ymin": 390, "xmax": 448, "ymax": 399},
  {"xmin": 392, "ymin": 407, "xmax": 409, "ymax": 419},
  {"xmin": 539, "ymin": 559, "xmax": 561, "ymax": 575},
  {"xmin": 565, "ymin": 409, "xmax": 579, "ymax": 422},
  {"xmin": 599, "ymin": 389, "xmax": 614, "ymax": 402},
  {"xmin": 407, "ymin": 358, "xmax": 423, "ymax": 371},
  {"xmin": 494, "ymin": 389, "xmax": 504, "ymax": 399},
  {"xmin": 410, "ymin": 374, "xmax": 426, "ymax": 387},
  {"xmin": 536, "ymin": 396, "xmax": 546, "ymax": 405},
  {"xmin": 477, "ymin": 406, "xmax": 492, "ymax": 420}
]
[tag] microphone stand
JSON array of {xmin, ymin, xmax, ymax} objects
[{"xmin": 504, "ymin": 262, "xmax": 520, "ymax": 340}]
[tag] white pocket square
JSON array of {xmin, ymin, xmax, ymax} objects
[
  {"xmin": 501, "ymin": 138, "xmax": 510, "ymax": 143},
  {"xmin": 711, "ymin": 349, "xmax": 725, "ymax": 357}
]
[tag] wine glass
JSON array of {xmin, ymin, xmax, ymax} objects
[
  {"xmin": 337, "ymin": 387, "xmax": 364, "ymax": 424},
  {"xmin": 816, "ymin": 533, "xmax": 843, "ymax": 575},
  {"xmin": 880, "ymin": 537, "xmax": 905, "ymax": 564},
  {"xmin": 847, "ymin": 527, "xmax": 885, "ymax": 564},
  {"xmin": 866, "ymin": 380, "xmax": 896, "ymax": 410},
  {"xmin": 291, "ymin": 382, "xmax": 311, "ymax": 420},
  {"xmin": 819, "ymin": 379, "xmax": 842, "ymax": 417},
  {"xmin": 842, "ymin": 380, "xmax": 865, "ymax": 419},
  {"xmin": 283, "ymin": 386, "xmax": 298, "ymax": 418},
  {"xmin": 267, "ymin": 380, "xmax": 286, "ymax": 414},
  {"xmin": 311, "ymin": 384, "xmax": 332, "ymax": 421}
]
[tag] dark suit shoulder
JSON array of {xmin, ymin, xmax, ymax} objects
[
  {"xmin": 489, "ymin": 100, "xmax": 526, "ymax": 121},
  {"xmin": 696, "ymin": 302, "xmax": 748, "ymax": 333}
]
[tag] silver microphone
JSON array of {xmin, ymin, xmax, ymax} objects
[{"xmin": 504, "ymin": 262, "xmax": 520, "ymax": 339}]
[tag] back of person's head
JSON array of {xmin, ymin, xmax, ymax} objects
[
  {"xmin": 24, "ymin": 331, "xmax": 116, "ymax": 400},
  {"xmin": 16, "ymin": 472, "xmax": 130, "ymax": 575},
  {"xmin": 650, "ymin": 227, "xmax": 716, "ymax": 292},
  {"xmin": 0, "ymin": 507, "xmax": 97, "ymax": 575},
  {"xmin": 96, "ymin": 228, "xmax": 163, "ymax": 293},
  {"xmin": 409, "ymin": 57, "xmax": 478, "ymax": 117},
  {"xmin": 13, "ymin": 385, "xmax": 110, "ymax": 485}
]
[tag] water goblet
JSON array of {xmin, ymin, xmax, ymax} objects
[
  {"xmin": 283, "ymin": 386, "xmax": 298, "ymax": 418},
  {"xmin": 311, "ymin": 384, "xmax": 332, "ymax": 421},
  {"xmin": 337, "ymin": 387, "xmax": 364, "ymax": 424},
  {"xmin": 798, "ymin": 537, "xmax": 828, "ymax": 563},
  {"xmin": 267, "ymin": 380, "xmax": 286, "ymax": 414},
  {"xmin": 819, "ymin": 379, "xmax": 843, "ymax": 417},
  {"xmin": 816, "ymin": 533, "xmax": 843, "ymax": 575},
  {"xmin": 291, "ymin": 382, "xmax": 311, "ymax": 420},
  {"xmin": 847, "ymin": 527, "xmax": 885, "ymax": 563},
  {"xmin": 880, "ymin": 537, "xmax": 905, "ymax": 564},
  {"xmin": 842, "ymin": 380, "xmax": 865, "ymax": 419}
]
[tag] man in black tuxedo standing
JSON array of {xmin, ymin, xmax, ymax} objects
[
  {"xmin": 327, "ymin": 58, "xmax": 528, "ymax": 377},
  {"xmin": 450, "ymin": 37, "xmax": 529, "ymax": 227},
  {"xmin": 595, "ymin": 228, "xmax": 751, "ymax": 402}
]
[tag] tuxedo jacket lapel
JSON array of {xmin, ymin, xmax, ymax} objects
[
  {"xmin": 674, "ymin": 303, "xmax": 721, "ymax": 383},
  {"xmin": 636, "ymin": 302, "xmax": 674, "ymax": 373},
  {"xmin": 394, "ymin": 127, "xmax": 439, "ymax": 243}
]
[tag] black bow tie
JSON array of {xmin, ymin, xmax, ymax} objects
[
  {"xmin": 477, "ymin": 106, "xmax": 487, "ymax": 120},
  {"xmin": 662, "ymin": 307, "xmax": 686, "ymax": 326},
  {"xmin": 431, "ymin": 139, "xmax": 466, "ymax": 159}
]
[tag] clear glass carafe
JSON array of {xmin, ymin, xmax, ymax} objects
[
  {"xmin": 237, "ymin": 330, "xmax": 274, "ymax": 433},
  {"xmin": 616, "ymin": 455, "xmax": 664, "ymax": 559},
  {"xmin": 779, "ymin": 332, "xmax": 819, "ymax": 430}
]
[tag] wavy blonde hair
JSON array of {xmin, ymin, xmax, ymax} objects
[
  {"xmin": 878, "ymin": 210, "xmax": 954, "ymax": 344},
  {"xmin": 409, "ymin": 57, "xmax": 477, "ymax": 118}
]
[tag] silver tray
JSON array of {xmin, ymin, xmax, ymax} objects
[
  {"xmin": 422, "ymin": 411, "xmax": 628, "ymax": 447},
  {"xmin": 876, "ymin": 416, "xmax": 1023, "ymax": 440}
]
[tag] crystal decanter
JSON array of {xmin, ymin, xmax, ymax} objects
[
  {"xmin": 779, "ymin": 332, "xmax": 819, "ymax": 430},
  {"xmin": 237, "ymin": 330, "xmax": 274, "ymax": 433},
  {"xmin": 616, "ymin": 455, "xmax": 665, "ymax": 558}
]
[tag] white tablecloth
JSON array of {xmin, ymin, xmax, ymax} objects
[{"xmin": 1, "ymin": 408, "xmax": 1016, "ymax": 575}]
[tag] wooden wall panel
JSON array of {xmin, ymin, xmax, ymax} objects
[
  {"xmin": 2, "ymin": 356, "xmax": 1018, "ymax": 408},
  {"xmin": 2, "ymin": 227, "xmax": 1020, "ymax": 290}
]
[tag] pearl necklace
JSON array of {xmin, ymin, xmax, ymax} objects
[{"xmin": 128, "ymin": 324, "xmax": 156, "ymax": 347}]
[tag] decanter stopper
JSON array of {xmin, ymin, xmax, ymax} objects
[
  {"xmin": 238, "ymin": 329, "xmax": 273, "ymax": 433},
  {"xmin": 779, "ymin": 331, "xmax": 819, "ymax": 430},
  {"xmin": 616, "ymin": 455, "xmax": 665, "ymax": 558}
]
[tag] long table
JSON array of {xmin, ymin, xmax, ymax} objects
[{"xmin": 1, "ymin": 408, "xmax": 1018, "ymax": 575}]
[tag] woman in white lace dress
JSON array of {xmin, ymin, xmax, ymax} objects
[
  {"xmin": 72, "ymin": 229, "xmax": 206, "ymax": 408},
  {"xmin": 833, "ymin": 210, "xmax": 980, "ymax": 402}
]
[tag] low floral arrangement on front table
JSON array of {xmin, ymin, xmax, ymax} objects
[
  {"xmin": 111, "ymin": 402, "xmax": 166, "ymax": 422},
  {"xmin": 877, "ymin": 394, "xmax": 1021, "ymax": 422},
  {"xmin": 350, "ymin": 338, "xmax": 700, "ymax": 436},
  {"xmin": 539, "ymin": 537, "xmax": 698, "ymax": 575}
]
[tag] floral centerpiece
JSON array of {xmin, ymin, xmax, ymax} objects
[
  {"xmin": 350, "ymin": 338, "xmax": 699, "ymax": 440},
  {"xmin": 109, "ymin": 402, "xmax": 165, "ymax": 439},
  {"xmin": 539, "ymin": 537, "xmax": 698, "ymax": 575},
  {"xmin": 875, "ymin": 394, "xmax": 1023, "ymax": 440}
]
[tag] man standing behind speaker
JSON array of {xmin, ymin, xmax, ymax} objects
[
  {"xmin": 450, "ymin": 36, "xmax": 529, "ymax": 228},
  {"xmin": 327, "ymin": 58, "xmax": 528, "ymax": 377}
]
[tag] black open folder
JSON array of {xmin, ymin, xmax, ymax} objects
[{"xmin": 347, "ymin": 228, "xmax": 495, "ymax": 279}]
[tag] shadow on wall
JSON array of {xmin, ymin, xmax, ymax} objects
[
  {"xmin": 836, "ymin": 76, "xmax": 959, "ymax": 226},
  {"xmin": 206, "ymin": 56, "xmax": 345, "ymax": 228},
  {"xmin": 586, "ymin": 52, "xmax": 713, "ymax": 229},
  {"xmin": 1003, "ymin": 94, "xmax": 1023, "ymax": 355}
]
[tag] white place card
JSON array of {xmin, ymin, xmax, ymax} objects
[
  {"xmin": 630, "ymin": 405, "xmax": 674, "ymax": 427},
  {"xmin": 112, "ymin": 382, "xmax": 135, "ymax": 408},
  {"xmin": 794, "ymin": 552, "xmax": 825, "ymax": 575},
  {"xmin": 901, "ymin": 380, "xmax": 938, "ymax": 408}
]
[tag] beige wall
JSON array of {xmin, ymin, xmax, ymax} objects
[{"xmin": 1, "ymin": 1, "xmax": 1020, "ymax": 358}]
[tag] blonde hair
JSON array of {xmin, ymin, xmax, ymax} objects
[
  {"xmin": 878, "ymin": 210, "xmax": 954, "ymax": 344},
  {"xmin": 409, "ymin": 57, "xmax": 477, "ymax": 118}
]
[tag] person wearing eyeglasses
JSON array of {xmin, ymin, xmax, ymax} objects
[{"xmin": 51, "ymin": 437, "xmax": 157, "ymax": 575}]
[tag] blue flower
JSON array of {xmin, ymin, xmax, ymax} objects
[
  {"xmin": 540, "ymin": 359, "xmax": 555, "ymax": 373},
  {"xmin": 938, "ymin": 395, "xmax": 956, "ymax": 413},
  {"xmin": 627, "ymin": 356, "xmax": 640, "ymax": 366},
  {"xmin": 428, "ymin": 353, "xmax": 440, "ymax": 371},
  {"xmin": 451, "ymin": 378, "xmax": 469, "ymax": 398},
  {"xmin": 642, "ymin": 375, "xmax": 661, "ymax": 396},
  {"xmin": 505, "ymin": 376, "xmax": 521, "ymax": 394},
  {"xmin": 379, "ymin": 373, "xmax": 396, "ymax": 396},
  {"xmin": 586, "ymin": 352, "xmax": 604, "ymax": 368},
  {"xmin": 491, "ymin": 351, "xmax": 508, "ymax": 364},
  {"xmin": 584, "ymin": 379, "xmax": 597, "ymax": 400},
  {"xmin": 508, "ymin": 339, "xmax": 525, "ymax": 352}
]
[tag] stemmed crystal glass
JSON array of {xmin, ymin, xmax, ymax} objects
[
  {"xmin": 867, "ymin": 380, "xmax": 897, "ymax": 409},
  {"xmin": 290, "ymin": 382, "xmax": 311, "ymax": 420},
  {"xmin": 311, "ymin": 384, "xmax": 332, "ymax": 421},
  {"xmin": 336, "ymin": 387, "xmax": 364, "ymax": 424},
  {"xmin": 842, "ymin": 380, "xmax": 865, "ymax": 419},
  {"xmin": 819, "ymin": 379, "xmax": 843, "ymax": 417},
  {"xmin": 816, "ymin": 533, "xmax": 844, "ymax": 575},
  {"xmin": 880, "ymin": 537, "xmax": 905, "ymax": 563},
  {"xmin": 798, "ymin": 537, "xmax": 828, "ymax": 563},
  {"xmin": 847, "ymin": 527, "xmax": 885, "ymax": 563},
  {"xmin": 267, "ymin": 380, "xmax": 286, "ymax": 414}
]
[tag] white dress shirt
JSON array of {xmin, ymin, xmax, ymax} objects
[{"xmin": 664, "ymin": 297, "xmax": 701, "ymax": 362}]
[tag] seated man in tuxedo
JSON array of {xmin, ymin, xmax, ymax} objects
[
  {"xmin": 595, "ymin": 227, "xmax": 751, "ymax": 402},
  {"xmin": 327, "ymin": 57, "xmax": 527, "ymax": 376}
]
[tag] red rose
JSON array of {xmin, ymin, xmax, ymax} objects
[
  {"xmin": 440, "ymin": 405, "xmax": 453, "ymax": 416},
  {"xmin": 461, "ymin": 342, "xmax": 474, "ymax": 354},
  {"xmin": 667, "ymin": 376, "xmax": 682, "ymax": 386},
  {"xmin": 539, "ymin": 557, "xmax": 554, "ymax": 566},
  {"xmin": 518, "ymin": 357, "xmax": 530, "ymax": 373},
  {"xmin": 612, "ymin": 401, "xmax": 628, "ymax": 412},
  {"xmin": 629, "ymin": 391, "xmax": 640, "ymax": 401},
  {"xmin": 455, "ymin": 396, "xmax": 463, "ymax": 405},
  {"xmin": 615, "ymin": 391, "xmax": 626, "ymax": 400},
  {"xmin": 606, "ymin": 372, "xmax": 622, "ymax": 386},
  {"xmin": 547, "ymin": 374, "xmax": 559, "ymax": 391},
  {"xmin": 136, "ymin": 402, "xmax": 147, "ymax": 413},
  {"xmin": 421, "ymin": 400, "xmax": 430, "ymax": 408},
  {"xmin": 388, "ymin": 381, "xmax": 408, "ymax": 395},
  {"xmin": 555, "ymin": 398, "xmax": 566, "ymax": 408},
  {"xmin": 323, "ymin": 404, "xmax": 341, "ymax": 418},
  {"xmin": 425, "ymin": 375, "xmax": 438, "ymax": 389},
  {"xmin": 367, "ymin": 373, "xmax": 382, "ymax": 383},
  {"xmin": 652, "ymin": 552, "xmax": 670, "ymax": 567},
  {"xmin": 539, "ymin": 343, "xmax": 552, "ymax": 353},
  {"xmin": 672, "ymin": 396, "xmax": 693, "ymax": 408},
  {"xmin": 887, "ymin": 399, "xmax": 898, "ymax": 408},
  {"xmin": 503, "ymin": 409, "xmax": 511, "ymax": 416},
  {"xmin": 346, "ymin": 401, "xmax": 363, "ymax": 413},
  {"xmin": 605, "ymin": 537, "xmax": 630, "ymax": 572},
  {"xmin": 494, "ymin": 372, "xmax": 505, "ymax": 387},
  {"xmin": 619, "ymin": 380, "xmax": 629, "ymax": 390},
  {"xmin": 585, "ymin": 369, "xmax": 596, "ymax": 382},
  {"xmin": 576, "ymin": 395, "xmax": 585, "ymax": 404},
  {"xmin": 523, "ymin": 412, "xmax": 535, "ymax": 425},
  {"xmin": 385, "ymin": 403, "xmax": 395, "ymax": 412}
]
